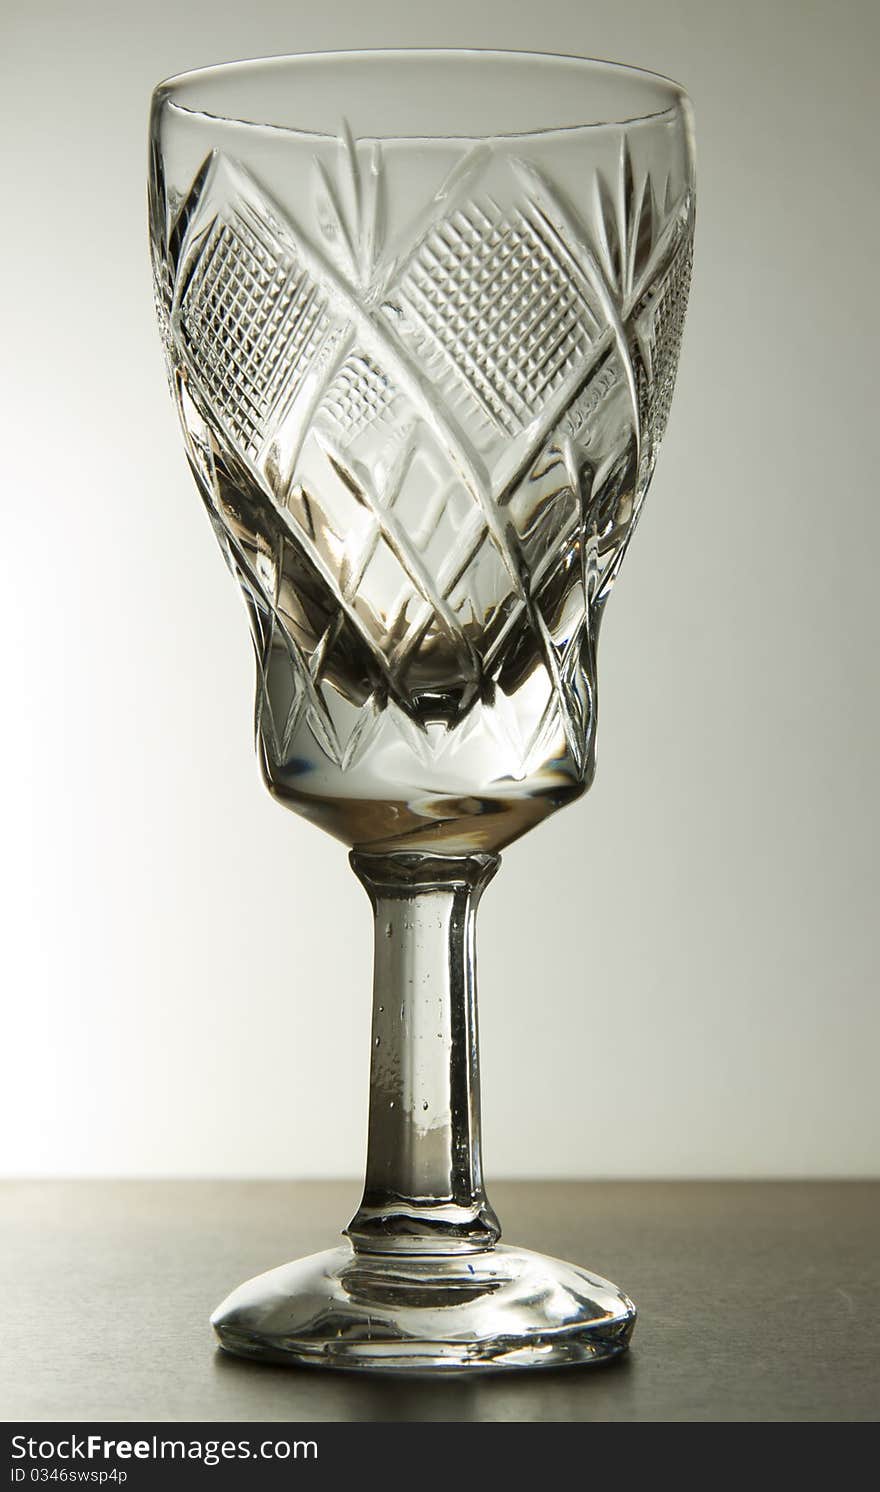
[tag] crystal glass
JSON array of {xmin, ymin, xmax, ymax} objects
[{"xmin": 149, "ymin": 49, "xmax": 695, "ymax": 1372}]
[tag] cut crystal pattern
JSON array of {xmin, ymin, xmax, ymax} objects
[
  {"xmin": 180, "ymin": 205, "xmax": 333, "ymax": 459},
  {"xmin": 154, "ymin": 133, "xmax": 694, "ymax": 842},
  {"xmin": 321, "ymin": 355, "xmax": 396, "ymax": 440},
  {"xmin": 394, "ymin": 203, "xmax": 598, "ymax": 435},
  {"xmin": 634, "ymin": 232, "xmax": 693, "ymax": 447}
]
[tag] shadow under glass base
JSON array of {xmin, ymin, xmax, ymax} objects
[{"xmin": 211, "ymin": 1243, "xmax": 636, "ymax": 1373}]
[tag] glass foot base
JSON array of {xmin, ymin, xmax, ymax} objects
[{"xmin": 211, "ymin": 1243, "xmax": 636, "ymax": 1373}]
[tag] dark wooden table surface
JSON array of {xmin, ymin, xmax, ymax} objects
[{"xmin": 1, "ymin": 1181, "xmax": 877, "ymax": 1422}]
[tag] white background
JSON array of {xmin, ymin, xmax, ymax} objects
[{"xmin": 2, "ymin": 0, "xmax": 877, "ymax": 1178}]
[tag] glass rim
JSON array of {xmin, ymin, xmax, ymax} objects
[{"xmin": 152, "ymin": 47, "xmax": 692, "ymax": 142}]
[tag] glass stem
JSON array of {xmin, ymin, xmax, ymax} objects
[{"xmin": 346, "ymin": 850, "xmax": 502, "ymax": 1256}]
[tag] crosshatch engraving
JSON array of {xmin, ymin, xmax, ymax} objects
[
  {"xmin": 393, "ymin": 202, "xmax": 599, "ymax": 435},
  {"xmin": 155, "ymin": 133, "xmax": 693, "ymax": 792}
]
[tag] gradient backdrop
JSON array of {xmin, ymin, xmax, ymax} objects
[{"xmin": 3, "ymin": 0, "xmax": 877, "ymax": 1178}]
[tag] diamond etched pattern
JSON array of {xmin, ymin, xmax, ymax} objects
[
  {"xmin": 634, "ymin": 232, "xmax": 693, "ymax": 447},
  {"xmin": 295, "ymin": 414, "xmax": 496, "ymax": 690},
  {"xmin": 180, "ymin": 208, "xmax": 332, "ymax": 458},
  {"xmin": 158, "ymin": 140, "xmax": 693, "ymax": 811},
  {"xmin": 396, "ymin": 203, "xmax": 598, "ymax": 435},
  {"xmin": 322, "ymin": 356, "xmax": 396, "ymax": 441}
]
